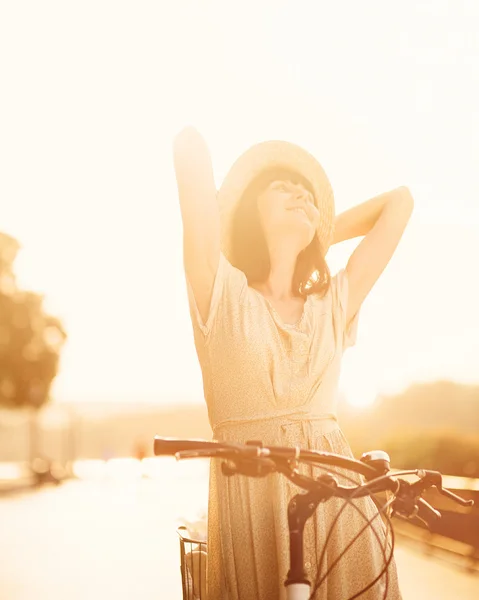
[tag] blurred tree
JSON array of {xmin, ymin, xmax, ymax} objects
[
  {"xmin": 338, "ymin": 381, "xmax": 479, "ymax": 477},
  {"xmin": 380, "ymin": 430, "xmax": 479, "ymax": 478},
  {"xmin": 0, "ymin": 231, "xmax": 67, "ymax": 481},
  {"xmin": 0, "ymin": 231, "xmax": 66, "ymax": 410}
]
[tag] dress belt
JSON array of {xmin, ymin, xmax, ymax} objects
[{"xmin": 212, "ymin": 408, "xmax": 338, "ymax": 437}]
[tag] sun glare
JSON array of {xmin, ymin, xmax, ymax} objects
[{"xmin": 1, "ymin": 2, "xmax": 478, "ymax": 407}]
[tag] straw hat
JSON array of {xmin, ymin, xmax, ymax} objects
[{"xmin": 217, "ymin": 140, "xmax": 335, "ymax": 259}]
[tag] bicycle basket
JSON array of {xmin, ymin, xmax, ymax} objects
[{"xmin": 177, "ymin": 526, "xmax": 208, "ymax": 600}]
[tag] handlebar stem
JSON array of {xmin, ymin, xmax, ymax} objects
[{"xmin": 284, "ymin": 474, "xmax": 337, "ymax": 588}]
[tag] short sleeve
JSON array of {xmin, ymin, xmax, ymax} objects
[
  {"xmin": 185, "ymin": 252, "xmax": 246, "ymax": 337},
  {"xmin": 331, "ymin": 269, "xmax": 360, "ymax": 350}
]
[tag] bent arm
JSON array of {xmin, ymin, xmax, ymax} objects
[
  {"xmin": 332, "ymin": 186, "xmax": 414, "ymax": 324},
  {"xmin": 173, "ymin": 127, "xmax": 221, "ymax": 323}
]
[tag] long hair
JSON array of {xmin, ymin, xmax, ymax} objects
[{"xmin": 229, "ymin": 168, "xmax": 331, "ymax": 297}]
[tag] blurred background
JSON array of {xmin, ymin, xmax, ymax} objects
[{"xmin": 0, "ymin": 1, "xmax": 478, "ymax": 598}]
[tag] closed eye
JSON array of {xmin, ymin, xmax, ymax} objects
[{"xmin": 269, "ymin": 182, "xmax": 292, "ymax": 195}]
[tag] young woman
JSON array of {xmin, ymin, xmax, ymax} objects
[{"xmin": 173, "ymin": 126, "xmax": 413, "ymax": 599}]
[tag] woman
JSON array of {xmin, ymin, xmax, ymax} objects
[{"xmin": 173, "ymin": 126, "xmax": 413, "ymax": 599}]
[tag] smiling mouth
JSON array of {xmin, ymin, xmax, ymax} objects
[{"xmin": 288, "ymin": 207, "xmax": 310, "ymax": 219}]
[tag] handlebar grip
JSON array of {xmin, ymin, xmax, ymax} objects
[
  {"xmin": 153, "ymin": 437, "xmax": 217, "ymax": 456},
  {"xmin": 416, "ymin": 498, "xmax": 441, "ymax": 527}
]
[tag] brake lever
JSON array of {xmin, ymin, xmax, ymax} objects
[
  {"xmin": 414, "ymin": 470, "xmax": 474, "ymax": 507},
  {"xmin": 221, "ymin": 456, "xmax": 277, "ymax": 478},
  {"xmin": 175, "ymin": 449, "xmax": 222, "ymax": 459},
  {"xmin": 415, "ymin": 497, "xmax": 441, "ymax": 527},
  {"xmin": 439, "ymin": 487, "xmax": 474, "ymax": 507}
]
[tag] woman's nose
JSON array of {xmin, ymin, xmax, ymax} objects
[{"xmin": 295, "ymin": 190, "xmax": 310, "ymax": 205}]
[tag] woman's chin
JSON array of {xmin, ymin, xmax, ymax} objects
[
  {"xmin": 293, "ymin": 223, "xmax": 315, "ymax": 247},
  {"xmin": 293, "ymin": 232, "xmax": 315, "ymax": 253},
  {"xmin": 270, "ymin": 220, "xmax": 315, "ymax": 249}
]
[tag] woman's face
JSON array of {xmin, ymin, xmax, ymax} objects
[{"xmin": 257, "ymin": 179, "xmax": 319, "ymax": 249}]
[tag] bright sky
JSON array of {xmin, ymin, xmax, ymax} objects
[{"xmin": 1, "ymin": 0, "xmax": 478, "ymax": 407}]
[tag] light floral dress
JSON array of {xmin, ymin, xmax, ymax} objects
[{"xmin": 186, "ymin": 254, "xmax": 402, "ymax": 600}]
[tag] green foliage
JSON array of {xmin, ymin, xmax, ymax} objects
[
  {"xmin": 380, "ymin": 429, "xmax": 479, "ymax": 478},
  {"xmin": 339, "ymin": 382, "xmax": 479, "ymax": 477},
  {"xmin": 0, "ymin": 232, "xmax": 66, "ymax": 409}
]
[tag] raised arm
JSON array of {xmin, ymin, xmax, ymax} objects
[
  {"xmin": 173, "ymin": 127, "xmax": 220, "ymax": 323},
  {"xmin": 332, "ymin": 186, "xmax": 414, "ymax": 325}
]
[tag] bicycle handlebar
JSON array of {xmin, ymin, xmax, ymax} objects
[
  {"xmin": 153, "ymin": 436, "xmax": 474, "ymax": 528},
  {"xmin": 153, "ymin": 437, "xmax": 380, "ymax": 478}
]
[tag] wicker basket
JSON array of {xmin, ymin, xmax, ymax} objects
[{"xmin": 177, "ymin": 526, "xmax": 208, "ymax": 600}]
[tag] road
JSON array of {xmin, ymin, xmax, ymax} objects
[{"xmin": 1, "ymin": 459, "xmax": 477, "ymax": 599}]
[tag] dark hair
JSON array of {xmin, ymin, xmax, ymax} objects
[{"xmin": 229, "ymin": 168, "xmax": 331, "ymax": 297}]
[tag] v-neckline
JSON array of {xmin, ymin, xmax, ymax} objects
[{"xmin": 249, "ymin": 287, "xmax": 309, "ymax": 330}]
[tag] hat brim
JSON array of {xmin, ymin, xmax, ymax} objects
[{"xmin": 217, "ymin": 140, "xmax": 335, "ymax": 260}]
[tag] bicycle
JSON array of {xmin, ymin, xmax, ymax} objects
[{"xmin": 154, "ymin": 436, "xmax": 474, "ymax": 600}]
